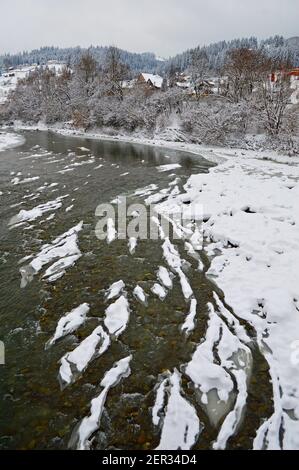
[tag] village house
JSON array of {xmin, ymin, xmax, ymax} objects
[{"xmin": 137, "ymin": 73, "xmax": 163, "ymax": 90}]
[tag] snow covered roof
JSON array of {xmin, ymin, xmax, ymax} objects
[
  {"xmin": 176, "ymin": 81, "xmax": 191, "ymax": 89},
  {"xmin": 141, "ymin": 73, "xmax": 163, "ymax": 89}
]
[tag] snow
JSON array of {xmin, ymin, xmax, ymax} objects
[
  {"xmin": 181, "ymin": 298, "xmax": 197, "ymax": 334},
  {"xmin": 106, "ymin": 280, "xmax": 125, "ymax": 300},
  {"xmin": 133, "ymin": 184, "xmax": 158, "ymax": 197},
  {"xmin": 157, "ymin": 164, "xmax": 182, "ymax": 173},
  {"xmin": 7, "ymin": 123, "xmax": 299, "ymax": 449},
  {"xmin": 154, "ymin": 370, "xmax": 202, "ymax": 450},
  {"xmin": 104, "ymin": 295, "xmax": 130, "ymax": 337},
  {"xmin": 9, "ymin": 195, "xmax": 67, "ymax": 226},
  {"xmin": 153, "ymin": 143, "xmax": 299, "ymax": 449},
  {"xmin": 128, "ymin": 237, "xmax": 137, "ymax": 254},
  {"xmin": 59, "ymin": 326, "xmax": 110, "ymax": 386},
  {"xmin": 0, "ymin": 132, "xmax": 25, "ymax": 151},
  {"xmin": 162, "ymin": 238, "xmax": 193, "ymax": 301},
  {"xmin": 74, "ymin": 356, "xmax": 132, "ymax": 450},
  {"xmin": 133, "ymin": 285, "xmax": 147, "ymax": 305},
  {"xmin": 151, "ymin": 283, "xmax": 168, "ymax": 301},
  {"xmin": 19, "ymin": 222, "xmax": 83, "ymax": 287},
  {"xmin": 0, "ymin": 64, "xmax": 64, "ymax": 104},
  {"xmin": 140, "ymin": 73, "xmax": 163, "ymax": 89},
  {"xmin": 157, "ymin": 266, "xmax": 173, "ymax": 289},
  {"xmin": 185, "ymin": 302, "xmax": 251, "ymax": 446},
  {"xmin": 11, "ymin": 176, "xmax": 40, "ymax": 185},
  {"xmin": 44, "ymin": 255, "xmax": 82, "ymax": 282},
  {"xmin": 46, "ymin": 303, "xmax": 90, "ymax": 348},
  {"xmin": 107, "ymin": 218, "xmax": 117, "ymax": 244},
  {"xmin": 290, "ymin": 76, "xmax": 299, "ymax": 105}
]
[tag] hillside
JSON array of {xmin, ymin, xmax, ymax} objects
[{"xmin": 1, "ymin": 35, "xmax": 298, "ymax": 75}]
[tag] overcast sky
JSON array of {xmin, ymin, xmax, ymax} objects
[{"xmin": 0, "ymin": 0, "xmax": 298, "ymax": 57}]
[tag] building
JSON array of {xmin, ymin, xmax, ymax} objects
[
  {"xmin": 137, "ymin": 73, "xmax": 163, "ymax": 90},
  {"xmin": 288, "ymin": 68, "xmax": 299, "ymax": 78}
]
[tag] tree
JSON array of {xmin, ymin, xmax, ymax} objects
[
  {"xmin": 223, "ymin": 48, "xmax": 271, "ymax": 102},
  {"xmin": 189, "ymin": 49, "xmax": 209, "ymax": 99},
  {"xmin": 103, "ymin": 46, "xmax": 130, "ymax": 101},
  {"xmin": 75, "ymin": 51, "xmax": 98, "ymax": 97},
  {"xmin": 255, "ymin": 72, "xmax": 292, "ymax": 136}
]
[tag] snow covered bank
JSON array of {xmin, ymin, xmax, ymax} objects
[
  {"xmin": 154, "ymin": 146, "xmax": 299, "ymax": 449},
  {"xmin": 0, "ymin": 132, "xmax": 25, "ymax": 152},
  {"xmin": 11, "ymin": 121, "xmax": 299, "ymax": 161}
]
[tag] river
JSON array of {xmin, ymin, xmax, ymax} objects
[{"xmin": 0, "ymin": 131, "xmax": 272, "ymax": 450}]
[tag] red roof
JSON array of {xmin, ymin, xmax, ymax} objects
[{"xmin": 288, "ymin": 68, "xmax": 299, "ymax": 77}]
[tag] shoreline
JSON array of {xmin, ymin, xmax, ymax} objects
[{"xmin": 6, "ymin": 121, "xmax": 299, "ymax": 167}]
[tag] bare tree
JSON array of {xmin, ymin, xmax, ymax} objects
[
  {"xmin": 189, "ymin": 49, "xmax": 209, "ymax": 99},
  {"xmin": 77, "ymin": 51, "xmax": 98, "ymax": 84},
  {"xmin": 256, "ymin": 72, "xmax": 292, "ymax": 136},
  {"xmin": 104, "ymin": 46, "xmax": 130, "ymax": 101},
  {"xmin": 223, "ymin": 48, "xmax": 270, "ymax": 102}
]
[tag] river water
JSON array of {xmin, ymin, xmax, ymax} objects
[{"xmin": 0, "ymin": 131, "xmax": 272, "ymax": 450}]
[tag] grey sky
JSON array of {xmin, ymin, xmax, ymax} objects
[{"xmin": 0, "ymin": 0, "xmax": 298, "ymax": 57}]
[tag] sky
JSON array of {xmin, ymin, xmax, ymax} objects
[{"xmin": 0, "ymin": 0, "xmax": 298, "ymax": 57}]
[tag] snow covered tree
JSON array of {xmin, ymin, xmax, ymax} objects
[
  {"xmin": 255, "ymin": 73, "xmax": 292, "ymax": 136},
  {"xmin": 103, "ymin": 47, "xmax": 130, "ymax": 101}
]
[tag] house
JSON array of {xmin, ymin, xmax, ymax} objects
[
  {"xmin": 288, "ymin": 68, "xmax": 299, "ymax": 78},
  {"xmin": 194, "ymin": 79, "xmax": 215, "ymax": 96},
  {"xmin": 137, "ymin": 73, "xmax": 163, "ymax": 90},
  {"xmin": 270, "ymin": 68, "xmax": 299, "ymax": 83},
  {"xmin": 175, "ymin": 73, "xmax": 192, "ymax": 90}
]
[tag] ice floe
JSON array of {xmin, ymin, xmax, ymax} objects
[
  {"xmin": 19, "ymin": 221, "xmax": 83, "ymax": 287},
  {"xmin": 157, "ymin": 266, "xmax": 173, "ymax": 289},
  {"xmin": 59, "ymin": 326, "xmax": 110, "ymax": 386},
  {"xmin": 11, "ymin": 176, "xmax": 40, "ymax": 185},
  {"xmin": 185, "ymin": 302, "xmax": 252, "ymax": 446},
  {"xmin": 133, "ymin": 285, "xmax": 147, "ymax": 305},
  {"xmin": 0, "ymin": 132, "xmax": 25, "ymax": 151},
  {"xmin": 46, "ymin": 303, "xmax": 90, "ymax": 348},
  {"xmin": 128, "ymin": 237, "xmax": 138, "ymax": 254},
  {"xmin": 73, "ymin": 355, "xmax": 132, "ymax": 450},
  {"xmin": 106, "ymin": 280, "xmax": 125, "ymax": 301},
  {"xmin": 157, "ymin": 164, "xmax": 182, "ymax": 173},
  {"xmin": 9, "ymin": 195, "xmax": 68, "ymax": 226},
  {"xmin": 104, "ymin": 295, "xmax": 130, "ymax": 337},
  {"xmin": 181, "ymin": 298, "xmax": 197, "ymax": 334},
  {"xmin": 154, "ymin": 370, "xmax": 201, "ymax": 450},
  {"xmin": 151, "ymin": 283, "xmax": 168, "ymax": 301}
]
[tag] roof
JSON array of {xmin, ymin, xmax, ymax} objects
[{"xmin": 141, "ymin": 73, "xmax": 163, "ymax": 89}]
